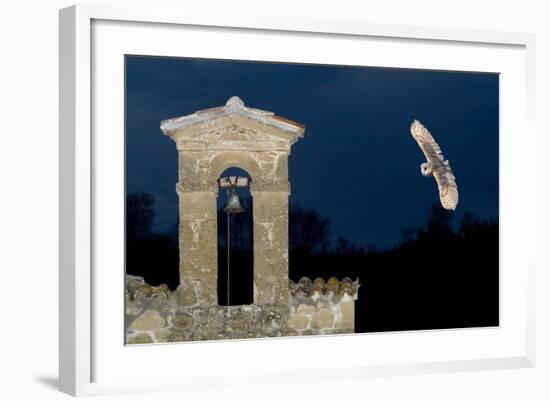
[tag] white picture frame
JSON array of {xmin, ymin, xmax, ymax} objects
[{"xmin": 59, "ymin": 4, "xmax": 536, "ymax": 397}]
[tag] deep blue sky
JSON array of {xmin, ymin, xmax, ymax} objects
[{"xmin": 126, "ymin": 56, "xmax": 499, "ymax": 249}]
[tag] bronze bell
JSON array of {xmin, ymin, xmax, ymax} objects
[{"xmin": 223, "ymin": 188, "xmax": 245, "ymax": 214}]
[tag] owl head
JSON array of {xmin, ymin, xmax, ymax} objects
[{"xmin": 420, "ymin": 162, "xmax": 433, "ymax": 176}]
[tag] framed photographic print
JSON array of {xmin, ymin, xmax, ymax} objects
[{"xmin": 59, "ymin": 4, "xmax": 536, "ymax": 396}]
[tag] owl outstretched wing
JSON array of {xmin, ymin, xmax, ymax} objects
[{"xmin": 410, "ymin": 120, "xmax": 459, "ymax": 211}]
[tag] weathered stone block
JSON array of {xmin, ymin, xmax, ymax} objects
[
  {"xmin": 339, "ymin": 300, "xmax": 355, "ymax": 329},
  {"xmin": 125, "ymin": 303, "xmax": 142, "ymax": 317},
  {"xmin": 312, "ymin": 308, "xmax": 335, "ymax": 330},
  {"xmin": 174, "ymin": 311, "xmax": 194, "ymax": 330},
  {"xmin": 154, "ymin": 329, "xmax": 176, "ymax": 343},
  {"xmin": 129, "ymin": 309, "xmax": 165, "ymax": 331},
  {"xmin": 127, "ymin": 333, "xmax": 153, "ymax": 344},
  {"xmin": 177, "ymin": 284, "xmax": 196, "ymax": 306},
  {"xmin": 192, "ymin": 280, "xmax": 218, "ymax": 306},
  {"xmin": 261, "ymin": 309, "xmax": 284, "ymax": 329},
  {"xmin": 296, "ymin": 304, "xmax": 316, "ymax": 315},
  {"xmin": 288, "ymin": 315, "xmax": 310, "ymax": 331},
  {"xmin": 226, "ymin": 316, "xmax": 248, "ymax": 335}
]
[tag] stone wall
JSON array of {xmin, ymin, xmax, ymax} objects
[
  {"xmin": 125, "ymin": 275, "xmax": 359, "ymax": 344},
  {"xmin": 288, "ymin": 277, "xmax": 359, "ymax": 335}
]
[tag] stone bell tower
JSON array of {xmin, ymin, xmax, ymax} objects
[{"xmin": 160, "ymin": 96, "xmax": 305, "ymax": 309}]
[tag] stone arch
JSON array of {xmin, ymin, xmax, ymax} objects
[{"xmin": 207, "ymin": 151, "xmax": 261, "ymax": 191}]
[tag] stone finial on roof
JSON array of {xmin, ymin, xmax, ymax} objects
[{"xmin": 226, "ymin": 96, "xmax": 245, "ymax": 110}]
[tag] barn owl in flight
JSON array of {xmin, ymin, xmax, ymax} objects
[{"xmin": 410, "ymin": 120, "xmax": 459, "ymax": 211}]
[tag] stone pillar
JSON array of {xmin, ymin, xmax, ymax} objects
[
  {"xmin": 176, "ymin": 186, "xmax": 218, "ymax": 307},
  {"xmin": 251, "ymin": 190, "xmax": 290, "ymax": 306}
]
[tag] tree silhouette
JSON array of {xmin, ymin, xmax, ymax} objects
[
  {"xmin": 417, "ymin": 203, "xmax": 455, "ymax": 242},
  {"xmin": 332, "ymin": 236, "xmax": 368, "ymax": 256},
  {"xmin": 126, "ymin": 192, "xmax": 155, "ymax": 242},
  {"xmin": 126, "ymin": 192, "xmax": 179, "ymax": 289},
  {"xmin": 289, "ymin": 204, "xmax": 330, "ymax": 255}
]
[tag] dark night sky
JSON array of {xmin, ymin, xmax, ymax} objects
[{"xmin": 126, "ymin": 56, "xmax": 499, "ymax": 249}]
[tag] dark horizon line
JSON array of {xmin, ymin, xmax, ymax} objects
[{"xmin": 127, "ymin": 191, "xmax": 498, "ymax": 253}]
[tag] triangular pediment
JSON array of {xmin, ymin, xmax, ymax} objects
[{"xmin": 160, "ymin": 97, "xmax": 305, "ymax": 148}]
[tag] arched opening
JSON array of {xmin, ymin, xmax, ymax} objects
[{"xmin": 217, "ymin": 167, "xmax": 254, "ymax": 305}]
